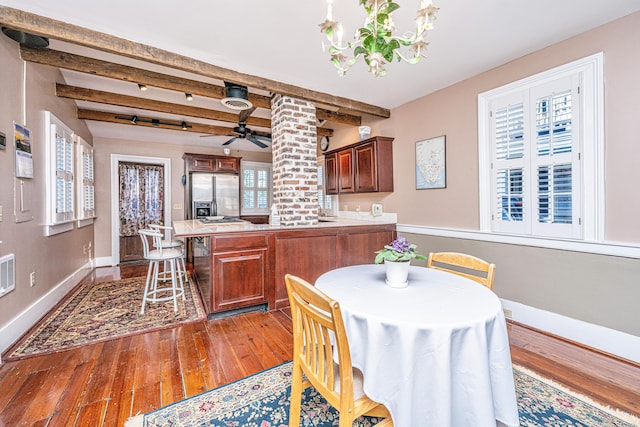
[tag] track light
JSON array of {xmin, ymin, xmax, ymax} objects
[
  {"xmin": 185, "ymin": 93, "xmax": 193, "ymax": 101},
  {"xmin": 138, "ymin": 84, "xmax": 148, "ymax": 91},
  {"xmin": 116, "ymin": 115, "xmax": 191, "ymax": 130}
]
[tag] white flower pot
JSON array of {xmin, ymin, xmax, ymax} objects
[{"xmin": 385, "ymin": 260, "xmax": 410, "ymax": 288}]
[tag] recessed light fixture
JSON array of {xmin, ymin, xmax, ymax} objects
[
  {"xmin": 138, "ymin": 84, "xmax": 148, "ymax": 91},
  {"xmin": 185, "ymin": 93, "xmax": 193, "ymax": 101}
]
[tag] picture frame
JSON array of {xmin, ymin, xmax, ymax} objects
[{"xmin": 415, "ymin": 135, "xmax": 446, "ymax": 189}]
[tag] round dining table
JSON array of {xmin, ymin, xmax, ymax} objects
[{"xmin": 315, "ymin": 264, "xmax": 519, "ymax": 427}]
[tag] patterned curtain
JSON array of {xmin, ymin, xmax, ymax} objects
[{"xmin": 119, "ymin": 162, "xmax": 164, "ymax": 237}]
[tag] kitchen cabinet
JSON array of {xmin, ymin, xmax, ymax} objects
[
  {"xmin": 324, "ymin": 136, "xmax": 394, "ymax": 194},
  {"xmin": 208, "ymin": 233, "xmax": 269, "ymax": 314},
  {"xmin": 190, "ymin": 223, "xmax": 396, "ymax": 317},
  {"xmin": 183, "ymin": 153, "xmax": 241, "ymax": 174}
]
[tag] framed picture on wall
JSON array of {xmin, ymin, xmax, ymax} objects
[{"xmin": 416, "ymin": 135, "xmax": 446, "ymax": 189}]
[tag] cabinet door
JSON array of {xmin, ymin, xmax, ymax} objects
[
  {"xmin": 215, "ymin": 157, "xmax": 240, "ymax": 173},
  {"xmin": 354, "ymin": 142, "xmax": 378, "ymax": 192},
  {"xmin": 190, "ymin": 156, "xmax": 215, "ymax": 171},
  {"xmin": 337, "ymin": 228, "xmax": 396, "ymax": 267},
  {"xmin": 325, "ymin": 153, "xmax": 338, "ymax": 194},
  {"xmin": 211, "ymin": 248, "xmax": 268, "ymax": 312},
  {"xmin": 338, "ymin": 149, "xmax": 355, "ymax": 193}
]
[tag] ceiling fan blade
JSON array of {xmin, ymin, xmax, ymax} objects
[
  {"xmin": 248, "ymin": 137, "xmax": 269, "ymax": 149},
  {"xmin": 238, "ymin": 106, "xmax": 257, "ymax": 123},
  {"xmin": 253, "ymin": 134, "xmax": 272, "ymax": 142},
  {"xmin": 223, "ymin": 137, "xmax": 238, "ymax": 145}
]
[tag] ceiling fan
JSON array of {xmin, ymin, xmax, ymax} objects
[{"xmin": 225, "ymin": 121, "xmax": 272, "ymax": 149}]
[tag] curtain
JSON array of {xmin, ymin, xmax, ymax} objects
[{"xmin": 119, "ymin": 162, "xmax": 164, "ymax": 237}]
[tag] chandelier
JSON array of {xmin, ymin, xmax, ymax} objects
[{"xmin": 319, "ymin": 0, "xmax": 438, "ymax": 77}]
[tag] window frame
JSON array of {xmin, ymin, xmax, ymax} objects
[
  {"xmin": 240, "ymin": 161, "xmax": 272, "ymax": 215},
  {"xmin": 317, "ymin": 156, "xmax": 338, "ymax": 216},
  {"xmin": 478, "ymin": 53, "xmax": 604, "ymax": 242}
]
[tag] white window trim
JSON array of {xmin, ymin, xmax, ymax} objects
[
  {"xmin": 240, "ymin": 161, "xmax": 272, "ymax": 215},
  {"xmin": 76, "ymin": 135, "xmax": 95, "ymax": 227},
  {"xmin": 478, "ymin": 52, "xmax": 604, "ymax": 242},
  {"xmin": 44, "ymin": 111, "xmax": 75, "ymax": 236}
]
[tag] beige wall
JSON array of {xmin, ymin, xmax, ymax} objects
[
  {"xmin": 334, "ymin": 13, "xmax": 640, "ymax": 337},
  {"xmin": 92, "ymin": 137, "xmax": 272, "ymax": 261},
  {"xmin": 334, "ymin": 12, "xmax": 640, "ymax": 244},
  {"xmin": 0, "ymin": 35, "xmax": 94, "ymax": 326}
]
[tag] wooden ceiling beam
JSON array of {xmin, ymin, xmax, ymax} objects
[
  {"xmin": 21, "ymin": 46, "xmax": 361, "ymax": 126},
  {"xmin": 20, "ymin": 46, "xmax": 272, "ymax": 109},
  {"xmin": 56, "ymin": 84, "xmax": 272, "ymax": 128},
  {"xmin": 1, "ymin": 6, "xmax": 390, "ymax": 118},
  {"xmin": 76, "ymin": 109, "xmax": 333, "ymax": 138}
]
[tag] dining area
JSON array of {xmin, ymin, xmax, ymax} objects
[{"xmin": 286, "ymin": 243, "xmax": 520, "ymax": 427}]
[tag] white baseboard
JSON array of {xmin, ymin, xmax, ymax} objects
[
  {"xmin": 0, "ymin": 261, "xmax": 93, "ymax": 363},
  {"xmin": 501, "ymin": 298, "xmax": 640, "ymax": 363},
  {"xmin": 95, "ymin": 256, "xmax": 115, "ymax": 267}
]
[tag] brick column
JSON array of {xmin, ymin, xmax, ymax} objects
[{"xmin": 270, "ymin": 94, "xmax": 318, "ymax": 227}]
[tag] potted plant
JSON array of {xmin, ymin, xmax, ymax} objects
[{"xmin": 375, "ymin": 237, "xmax": 426, "ymax": 288}]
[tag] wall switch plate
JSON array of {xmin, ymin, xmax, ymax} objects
[
  {"xmin": 371, "ymin": 203, "xmax": 383, "ymax": 216},
  {"xmin": 503, "ymin": 308, "xmax": 513, "ymax": 319},
  {"xmin": 30, "ymin": 271, "xmax": 36, "ymax": 287}
]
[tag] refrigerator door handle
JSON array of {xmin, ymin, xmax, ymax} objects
[{"xmin": 211, "ymin": 175, "xmax": 217, "ymax": 216}]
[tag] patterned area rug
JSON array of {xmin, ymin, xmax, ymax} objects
[
  {"xmin": 4, "ymin": 275, "xmax": 205, "ymax": 361},
  {"xmin": 126, "ymin": 362, "xmax": 640, "ymax": 427}
]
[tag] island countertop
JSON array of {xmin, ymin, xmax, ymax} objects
[{"xmin": 172, "ymin": 214, "xmax": 397, "ymax": 237}]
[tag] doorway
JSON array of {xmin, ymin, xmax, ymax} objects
[{"xmin": 110, "ymin": 154, "xmax": 172, "ymax": 266}]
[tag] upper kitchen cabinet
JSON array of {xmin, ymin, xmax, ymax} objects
[
  {"xmin": 183, "ymin": 153, "xmax": 241, "ymax": 174},
  {"xmin": 324, "ymin": 136, "xmax": 394, "ymax": 194}
]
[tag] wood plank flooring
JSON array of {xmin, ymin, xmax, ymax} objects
[{"xmin": 0, "ymin": 265, "xmax": 638, "ymax": 426}]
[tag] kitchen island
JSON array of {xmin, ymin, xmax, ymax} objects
[{"xmin": 173, "ymin": 218, "xmax": 397, "ymax": 318}]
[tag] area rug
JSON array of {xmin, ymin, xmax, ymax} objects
[
  {"xmin": 4, "ymin": 275, "xmax": 205, "ymax": 361},
  {"xmin": 125, "ymin": 362, "xmax": 640, "ymax": 427}
]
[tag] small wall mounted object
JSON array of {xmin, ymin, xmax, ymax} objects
[{"xmin": 416, "ymin": 135, "xmax": 446, "ymax": 189}]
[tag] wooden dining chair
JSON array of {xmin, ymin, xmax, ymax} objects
[
  {"xmin": 426, "ymin": 252, "xmax": 496, "ymax": 290},
  {"xmin": 285, "ymin": 274, "xmax": 392, "ymax": 427}
]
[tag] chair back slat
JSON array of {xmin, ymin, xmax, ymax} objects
[{"xmin": 427, "ymin": 252, "xmax": 496, "ymax": 290}]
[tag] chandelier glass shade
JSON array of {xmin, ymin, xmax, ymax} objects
[{"xmin": 319, "ymin": 0, "xmax": 438, "ymax": 77}]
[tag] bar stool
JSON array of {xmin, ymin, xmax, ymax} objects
[
  {"xmin": 139, "ymin": 229, "xmax": 185, "ymax": 314},
  {"xmin": 149, "ymin": 224, "xmax": 187, "ymax": 281}
]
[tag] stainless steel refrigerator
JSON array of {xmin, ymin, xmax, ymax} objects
[{"xmin": 190, "ymin": 173, "xmax": 240, "ymax": 218}]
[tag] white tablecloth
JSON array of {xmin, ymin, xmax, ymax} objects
[{"xmin": 315, "ymin": 264, "xmax": 519, "ymax": 427}]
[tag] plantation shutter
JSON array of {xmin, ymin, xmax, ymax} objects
[
  {"xmin": 53, "ymin": 118, "xmax": 75, "ymax": 223},
  {"xmin": 77, "ymin": 136, "xmax": 95, "ymax": 221},
  {"xmin": 489, "ymin": 75, "xmax": 581, "ymax": 239}
]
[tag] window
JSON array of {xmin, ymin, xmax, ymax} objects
[
  {"xmin": 478, "ymin": 53, "xmax": 603, "ymax": 241},
  {"xmin": 317, "ymin": 157, "xmax": 337, "ymax": 216},
  {"xmin": 241, "ymin": 161, "xmax": 272, "ymax": 214},
  {"xmin": 45, "ymin": 112, "xmax": 75, "ymax": 236},
  {"xmin": 76, "ymin": 136, "xmax": 95, "ymax": 226}
]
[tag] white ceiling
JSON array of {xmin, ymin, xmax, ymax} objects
[{"xmin": 2, "ymin": 0, "xmax": 639, "ymax": 151}]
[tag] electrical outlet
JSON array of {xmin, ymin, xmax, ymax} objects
[
  {"xmin": 503, "ymin": 308, "xmax": 513, "ymax": 319},
  {"xmin": 0, "ymin": 204, "xmax": 3, "ymax": 222},
  {"xmin": 371, "ymin": 203, "xmax": 383, "ymax": 216},
  {"xmin": 355, "ymin": 205, "xmax": 360, "ymax": 212},
  {"xmin": 30, "ymin": 271, "xmax": 36, "ymax": 287}
]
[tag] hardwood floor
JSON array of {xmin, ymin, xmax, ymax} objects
[{"xmin": 0, "ymin": 265, "xmax": 638, "ymax": 426}]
